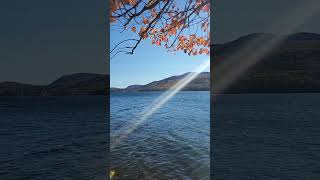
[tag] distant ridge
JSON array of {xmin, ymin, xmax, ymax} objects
[
  {"xmin": 0, "ymin": 72, "xmax": 210, "ymax": 96},
  {"xmin": 111, "ymin": 72, "xmax": 210, "ymax": 92},
  {"xmin": 0, "ymin": 73, "xmax": 108, "ymax": 96},
  {"xmin": 3, "ymin": 32, "xmax": 320, "ymax": 95},
  {"xmin": 212, "ymin": 32, "xmax": 320, "ymax": 93}
]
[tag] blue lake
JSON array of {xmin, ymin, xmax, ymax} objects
[
  {"xmin": 0, "ymin": 96, "xmax": 108, "ymax": 180},
  {"xmin": 2, "ymin": 93, "xmax": 317, "ymax": 179},
  {"xmin": 213, "ymin": 93, "xmax": 320, "ymax": 179},
  {"xmin": 110, "ymin": 91, "xmax": 210, "ymax": 179}
]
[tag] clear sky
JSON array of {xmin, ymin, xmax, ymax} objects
[
  {"xmin": 0, "ymin": 0, "xmax": 106, "ymax": 85},
  {"xmin": 215, "ymin": 0, "xmax": 320, "ymax": 43},
  {"xmin": 110, "ymin": 30, "xmax": 210, "ymax": 88},
  {"xmin": 110, "ymin": 0, "xmax": 210, "ymax": 88},
  {"xmin": 3, "ymin": 0, "xmax": 320, "ymax": 86}
]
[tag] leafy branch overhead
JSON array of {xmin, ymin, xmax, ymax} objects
[{"xmin": 110, "ymin": 0, "xmax": 210, "ymax": 58}]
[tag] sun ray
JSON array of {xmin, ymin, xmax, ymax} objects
[
  {"xmin": 214, "ymin": 0, "xmax": 320, "ymax": 94},
  {"xmin": 111, "ymin": 59, "xmax": 210, "ymax": 149}
]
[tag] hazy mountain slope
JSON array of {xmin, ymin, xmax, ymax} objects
[
  {"xmin": 0, "ymin": 82, "xmax": 44, "ymax": 96},
  {"xmin": 3, "ymin": 32, "xmax": 320, "ymax": 95},
  {"xmin": 115, "ymin": 72, "xmax": 210, "ymax": 92},
  {"xmin": 212, "ymin": 32, "xmax": 320, "ymax": 93},
  {"xmin": 45, "ymin": 73, "xmax": 108, "ymax": 95},
  {"xmin": 0, "ymin": 74, "xmax": 108, "ymax": 96}
]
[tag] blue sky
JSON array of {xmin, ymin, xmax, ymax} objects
[
  {"xmin": 110, "ymin": 31, "xmax": 210, "ymax": 88},
  {"xmin": 0, "ymin": 0, "xmax": 105, "ymax": 85}
]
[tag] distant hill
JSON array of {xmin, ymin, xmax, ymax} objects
[
  {"xmin": 0, "ymin": 82, "xmax": 43, "ymax": 96},
  {"xmin": 212, "ymin": 32, "xmax": 320, "ymax": 93},
  {"xmin": 45, "ymin": 73, "xmax": 108, "ymax": 95},
  {"xmin": 112, "ymin": 72, "xmax": 210, "ymax": 92},
  {"xmin": 0, "ymin": 72, "xmax": 209, "ymax": 96},
  {"xmin": 3, "ymin": 32, "xmax": 320, "ymax": 95},
  {"xmin": 0, "ymin": 73, "xmax": 108, "ymax": 96}
]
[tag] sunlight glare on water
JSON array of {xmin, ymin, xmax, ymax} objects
[{"xmin": 111, "ymin": 59, "xmax": 210, "ymax": 149}]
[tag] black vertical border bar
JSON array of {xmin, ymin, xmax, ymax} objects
[
  {"xmin": 210, "ymin": 0, "xmax": 215, "ymax": 179},
  {"xmin": 105, "ymin": 0, "xmax": 110, "ymax": 179}
]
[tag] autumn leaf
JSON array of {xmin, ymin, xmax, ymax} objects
[
  {"xmin": 131, "ymin": 26, "xmax": 136, "ymax": 32},
  {"xmin": 142, "ymin": 18, "xmax": 149, "ymax": 25},
  {"xmin": 110, "ymin": 0, "xmax": 210, "ymax": 56},
  {"xmin": 110, "ymin": 16, "xmax": 117, "ymax": 23},
  {"xmin": 202, "ymin": 4, "xmax": 210, "ymax": 12}
]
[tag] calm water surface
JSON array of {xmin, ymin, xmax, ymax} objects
[
  {"xmin": 2, "ymin": 93, "xmax": 318, "ymax": 179},
  {"xmin": 213, "ymin": 93, "xmax": 320, "ymax": 179},
  {"xmin": 110, "ymin": 91, "xmax": 210, "ymax": 179},
  {"xmin": 0, "ymin": 96, "xmax": 108, "ymax": 180}
]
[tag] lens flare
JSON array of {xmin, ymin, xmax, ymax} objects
[
  {"xmin": 214, "ymin": 0, "xmax": 320, "ymax": 94},
  {"xmin": 111, "ymin": 59, "xmax": 210, "ymax": 149}
]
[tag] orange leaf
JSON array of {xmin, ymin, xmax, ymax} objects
[
  {"xmin": 143, "ymin": 18, "xmax": 149, "ymax": 25},
  {"xmin": 203, "ymin": 4, "xmax": 210, "ymax": 12},
  {"xmin": 131, "ymin": 26, "xmax": 136, "ymax": 32},
  {"xmin": 110, "ymin": 16, "xmax": 116, "ymax": 23}
]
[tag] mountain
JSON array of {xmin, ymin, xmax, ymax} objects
[
  {"xmin": 0, "ymin": 72, "xmax": 209, "ymax": 96},
  {"xmin": 212, "ymin": 32, "xmax": 320, "ymax": 93},
  {"xmin": 45, "ymin": 73, "xmax": 108, "ymax": 95},
  {"xmin": 0, "ymin": 73, "xmax": 108, "ymax": 96},
  {"xmin": 112, "ymin": 72, "xmax": 210, "ymax": 92},
  {"xmin": 3, "ymin": 32, "xmax": 320, "ymax": 95},
  {"xmin": 0, "ymin": 82, "xmax": 43, "ymax": 96}
]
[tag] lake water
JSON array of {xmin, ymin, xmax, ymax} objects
[
  {"xmin": 110, "ymin": 91, "xmax": 210, "ymax": 179},
  {"xmin": 212, "ymin": 93, "xmax": 320, "ymax": 179},
  {"xmin": 2, "ymin": 93, "xmax": 319, "ymax": 179},
  {"xmin": 0, "ymin": 96, "xmax": 108, "ymax": 180}
]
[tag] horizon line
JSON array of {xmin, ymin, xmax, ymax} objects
[
  {"xmin": 111, "ymin": 71, "xmax": 210, "ymax": 89},
  {"xmin": 0, "ymin": 72, "xmax": 109, "ymax": 86}
]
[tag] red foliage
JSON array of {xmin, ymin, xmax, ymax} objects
[{"xmin": 110, "ymin": 0, "xmax": 210, "ymax": 56}]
